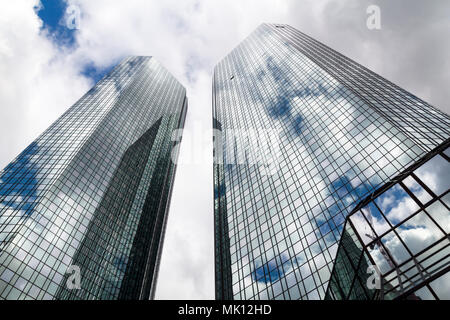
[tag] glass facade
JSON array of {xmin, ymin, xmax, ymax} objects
[
  {"xmin": 326, "ymin": 140, "xmax": 450, "ymax": 300},
  {"xmin": 213, "ymin": 23, "xmax": 450, "ymax": 300},
  {"xmin": 0, "ymin": 56, "xmax": 187, "ymax": 300}
]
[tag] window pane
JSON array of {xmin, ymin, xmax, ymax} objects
[
  {"xmin": 409, "ymin": 286, "xmax": 435, "ymax": 300},
  {"xmin": 429, "ymin": 272, "xmax": 450, "ymax": 299},
  {"xmin": 381, "ymin": 230, "xmax": 410, "ymax": 265},
  {"xmin": 375, "ymin": 184, "xmax": 419, "ymax": 225},
  {"xmin": 361, "ymin": 202, "xmax": 390, "ymax": 236},
  {"xmin": 396, "ymin": 211, "xmax": 445, "ymax": 255},
  {"xmin": 425, "ymin": 201, "xmax": 450, "ymax": 233},
  {"xmin": 402, "ymin": 175, "xmax": 432, "ymax": 204},
  {"xmin": 414, "ymin": 155, "xmax": 450, "ymax": 196},
  {"xmin": 349, "ymin": 210, "xmax": 374, "ymax": 245}
]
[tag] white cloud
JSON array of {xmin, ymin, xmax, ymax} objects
[{"xmin": 385, "ymin": 196, "xmax": 419, "ymax": 223}]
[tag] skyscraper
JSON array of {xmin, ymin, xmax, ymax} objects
[
  {"xmin": 0, "ymin": 56, "xmax": 187, "ymax": 300},
  {"xmin": 213, "ymin": 23, "xmax": 450, "ymax": 300}
]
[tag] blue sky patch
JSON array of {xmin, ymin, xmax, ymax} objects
[
  {"xmin": 35, "ymin": 0, "xmax": 78, "ymax": 48},
  {"xmin": 0, "ymin": 142, "xmax": 41, "ymax": 215}
]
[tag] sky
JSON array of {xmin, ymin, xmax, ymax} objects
[{"xmin": 0, "ymin": 0, "xmax": 449, "ymax": 300}]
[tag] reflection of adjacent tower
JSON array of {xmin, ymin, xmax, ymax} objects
[
  {"xmin": 336, "ymin": 228, "xmax": 371, "ymax": 299},
  {"xmin": 55, "ymin": 114, "xmax": 184, "ymax": 299},
  {"xmin": 0, "ymin": 56, "xmax": 187, "ymax": 300},
  {"xmin": 213, "ymin": 23, "xmax": 450, "ymax": 300}
]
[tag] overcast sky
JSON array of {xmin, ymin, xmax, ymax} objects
[{"xmin": 0, "ymin": 0, "xmax": 449, "ymax": 300}]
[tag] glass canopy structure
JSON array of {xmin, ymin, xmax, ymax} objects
[{"xmin": 326, "ymin": 140, "xmax": 450, "ymax": 300}]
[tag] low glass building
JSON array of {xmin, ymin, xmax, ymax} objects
[{"xmin": 326, "ymin": 140, "xmax": 450, "ymax": 300}]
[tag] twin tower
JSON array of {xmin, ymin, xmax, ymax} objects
[{"xmin": 0, "ymin": 24, "xmax": 449, "ymax": 300}]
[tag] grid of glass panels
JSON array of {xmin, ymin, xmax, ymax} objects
[
  {"xmin": 0, "ymin": 56, "xmax": 187, "ymax": 300},
  {"xmin": 213, "ymin": 23, "xmax": 450, "ymax": 300},
  {"xmin": 272, "ymin": 24, "xmax": 450, "ymax": 152},
  {"xmin": 326, "ymin": 141, "xmax": 450, "ymax": 300}
]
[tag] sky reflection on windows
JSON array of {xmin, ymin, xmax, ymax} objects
[{"xmin": 214, "ymin": 23, "xmax": 450, "ymax": 300}]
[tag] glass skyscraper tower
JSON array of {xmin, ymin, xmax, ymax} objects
[
  {"xmin": 0, "ymin": 56, "xmax": 187, "ymax": 300},
  {"xmin": 213, "ymin": 23, "xmax": 450, "ymax": 300}
]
